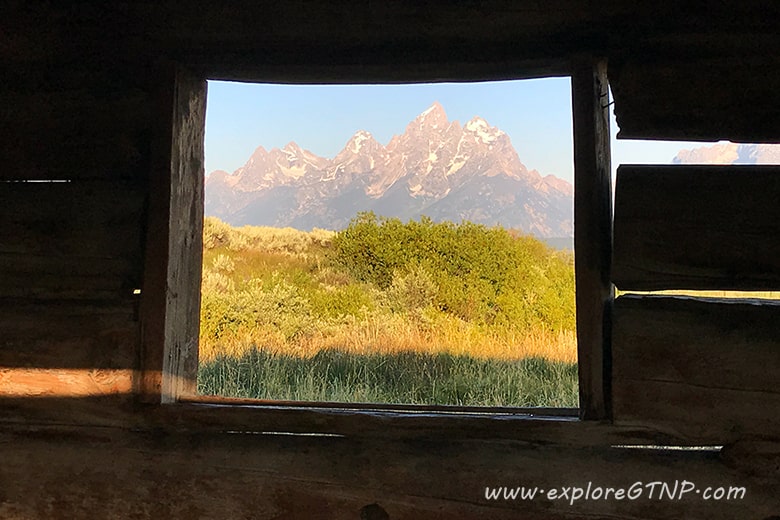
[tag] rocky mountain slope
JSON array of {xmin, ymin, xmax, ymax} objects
[
  {"xmin": 673, "ymin": 142, "xmax": 780, "ymax": 164},
  {"xmin": 205, "ymin": 102, "xmax": 573, "ymax": 237}
]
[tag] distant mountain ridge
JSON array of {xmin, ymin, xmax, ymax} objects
[
  {"xmin": 206, "ymin": 102, "xmax": 574, "ymax": 238},
  {"xmin": 673, "ymin": 143, "xmax": 780, "ymax": 165}
]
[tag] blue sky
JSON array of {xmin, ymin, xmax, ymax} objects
[{"xmin": 205, "ymin": 79, "xmax": 713, "ymax": 184}]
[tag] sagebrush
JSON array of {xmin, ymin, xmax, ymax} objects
[{"xmin": 198, "ymin": 214, "xmax": 577, "ymax": 406}]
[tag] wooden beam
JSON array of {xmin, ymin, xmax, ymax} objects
[
  {"xmin": 0, "ymin": 300, "xmax": 137, "ymax": 369},
  {"xmin": 0, "ymin": 180, "xmax": 145, "ymax": 300},
  {"xmin": 613, "ymin": 165, "xmax": 780, "ymax": 291},
  {"xmin": 164, "ymin": 67, "xmax": 206, "ymax": 401},
  {"xmin": 0, "ymin": 426, "xmax": 777, "ymax": 519},
  {"xmin": 612, "ymin": 295, "xmax": 780, "ymax": 443},
  {"xmin": 0, "ymin": 395, "xmax": 716, "ymax": 448},
  {"xmin": 571, "ymin": 58, "xmax": 613, "ymax": 420},
  {"xmin": 610, "ymin": 56, "xmax": 780, "ymax": 143},
  {"xmin": 0, "ymin": 89, "xmax": 151, "ymax": 181},
  {"xmin": 138, "ymin": 64, "xmax": 205, "ymax": 404}
]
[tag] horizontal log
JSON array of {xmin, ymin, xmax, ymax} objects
[
  {"xmin": 610, "ymin": 56, "xmax": 780, "ymax": 142},
  {"xmin": 0, "ymin": 180, "xmax": 146, "ymax": 299},
  {"xmin": 613, "ymin": 165, "xmax": 780, "ymax": 291},
  {"xmin": 0, "ymin": 395, "xmax": 727, "ymax": 448},
  {"xmin": 0, "ymin": 89, "xmax": 151, "ymax": 180},
  {"xmin": 7, "ymin": 3, "xmax": 780, "ymax": 85},
  {"xmin": 612, "ymin": 295, "xmax": 780, "ymax": 443},
  {"xmin": 0, "ymin": 369, "xmax": 134, "ymax": 398},
  {"xmin": 0, "ymin": 300, "xmax": 138, "ymax": 369},
  {"xmin": 0, "ymin": 257, "xmax": 142, "ymax": 300},
  {"xmin": 0, "ymin": 426, "xmax": 777, "ymax": 519}
]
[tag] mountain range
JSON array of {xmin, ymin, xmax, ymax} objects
[
  {"xmin": 205, "ymin": 102, "xmax": 574, "ymax": 238},
  {"xmin": 673, "ymin": 142, "xmax": 780, "ymax": 165}
]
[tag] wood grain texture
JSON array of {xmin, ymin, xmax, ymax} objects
[
  {"xmin": 612, "ymin": 295, "xmax": 780, "ymax": 443},
  {"xmin": 0, "ymin": 300, "xmax": 138, "ymax": 369},
  {"xmin": 148, "ymin": 1, "xmax": 780, "ymax": 84},
  {"xmin": 163, "ymin": 66, "xmax": 206, "ymax": 401},
  {"xmin": 0, "ymin": 395, "xmax": 708, "ymax": 448},
  {"xmin": 6, "ymin": 2, "xmax": 780, "ymax": 85},
  {"xmin": 0, "ymin": 426, "xmax": 777, "ymax": 519},
  {"xmin": 0, "ymin": 369, "xmax": 134, "ymax": 398},
  {"xmin": 613, "ymin": 165, "xmax": 780, "ymax": 291},
  {"xmin": 611, "ymin": 56, "xmax": 780, "ymax": 142},
  {"xmin": 571, "ymin": 59, "xmax": 613, "ymax": 420},
  {"xmin": 0, "ymin": 89, "xmax": 151, "ymax": 181},
  {"xmin": 138, "ymin": 64, "xmax": 205, "ymax": 403},
  {"xmin": 0, "ymin": 180, "xmax": 145, "ymax": 299}
]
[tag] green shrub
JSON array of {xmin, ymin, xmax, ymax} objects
[
  {"xmin": 330, "ymin": 212, "xmax": 575, "ymax": 332},
  {"xmin": 309, "ymin": 283, "xmax": 376, "ymax": 319}
]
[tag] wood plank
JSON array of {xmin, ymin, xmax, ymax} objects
[
  {"xmin": 157, "ymin": 1, "xmax": 779, "ymax": 83},
  {"xmin": 0, "ymin": 426, "xmax": 777, "ymax": 519},
  {"xmin": 571, "ymin": 59, "xmax": 613, "ymax": 420},
  {"xmin": 139, "ymin": 64, "xmax": 205, "ymax": 404},
  {"xmin": 0, "ymin": 395, "xmax": 708, "ymax": 448},
  {"xmin": 0, "ymin": 300, "xmax": 137, "ymax": 369},
  {"xmin": 613, "ymin": 165, "xmax": 780, "ymax": 291},
  {"xmin": 610, "ymin": 56, "xmax": 780, "ymax": 143},
  {"xmin": 0, "ymin": 89, "xmax": 151, "ymax": 180},
  {"xmin": 164, "ymin": 66, "xmax": 206, "ymax": 401},
  {"xmin": 612, "ymin": 295, "xmax": 780, "ymax": 443},
  {"xmin": 0, "ymin": 369, "xmax": 134, "ymax": 398},
  {"xmin": 0, "ymin": 180, "xmax": 145, "ymax": 299}
]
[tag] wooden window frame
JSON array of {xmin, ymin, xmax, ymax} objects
[{"xmin": 138, "ymin": 59, "xmax": 613, "ymax": 434}]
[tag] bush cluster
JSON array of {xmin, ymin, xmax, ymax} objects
[{"xmin": 330, "ymin": 212, "xmax": 575, "ymax": 332}]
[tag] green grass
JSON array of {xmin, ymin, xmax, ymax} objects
[
  {"xmin": 198, "ymin": 346, "xmax": 578, "ymax": 407},
  {"xmin": 199, "ymin": 216, "xmax": 578, "ymax": 408}
]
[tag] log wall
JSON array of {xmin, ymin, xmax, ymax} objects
[{"xmin": 2, "ymin": 2, "xmax": 780, "ymax": 518}]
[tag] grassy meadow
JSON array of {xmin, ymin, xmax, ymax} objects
[{"xmin": 198, "ymin": 213, "xmax": 578, "ymax": 407}]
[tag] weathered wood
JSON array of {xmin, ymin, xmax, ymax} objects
[
  {"xmin": 7, "ymin": 2, "xmax": 779, "ymax": 86},
  {"xmin": 611, "ymin": 56, "xmax": 780, "ymax": 143},
  {"xmin": 164, "ymin": 66, "xmax": 206, "ymax": 401},
  {"xmin": 0, "ymin": 181, "xmax": 145, "ymax": 257},
  {"xmin": 613, "ymin": 165, "xmax": 780, "ymax": 291},
  {"xmin": 0, "ymin": 89, "xmax": 151, "ymax": 180},
  {"xmin": 4, "ymin": 4, "xmax": 780, "ymax": 519},
  {"xmin": 0, "ymin": 369, "xmax": 134, "ymax": 398},
  {"xmin": 153, "ymin": 2, "xmax": 779, "ymax": 83},
  {"xmin": 571, "ymin": 59, "xmax": 613, "ymax": 420},
  {"xmin": 185, "ymin": 395, "xmax": 579, "ymax": 417},
  {"xmin": 139, "ymin": 64, "xmax": 205, "ymax": 404},
  {"xmin": 0, "ymin": 395, "xmax": 708, "ymax": 447},
  {"xmin": 612, "ymin": 295, "xmax": 780, "ymax": 443},
  {"xmin": 0, "ymin": 427, "xmax": 777, "ymax": 519},
  {"xmin": 0, "ymin": 180, "xmax": 145, "ymax": 299},
  {"xmin": 0, "ymin": 257, "xmax": 140, "ymax": 300},
  {"xmin": 0, "ymin": 301, "xmax": 137, "ymax": 402},
  {"xmin": 0, "ymin": 300, "xmax": 137, "ymax": 369}
]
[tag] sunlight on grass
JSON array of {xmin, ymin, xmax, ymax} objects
[
  {"xmin": 199, "ymin": 215, "xmax": 577, "ymax": 406},
  {"xmin": 199, "ymin": 348, "xmax": 578, "ymax": 407}
]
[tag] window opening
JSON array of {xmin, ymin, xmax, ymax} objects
[{"xmin": 197, "ymin": 79, "xmax": 578, "ymax": 408}]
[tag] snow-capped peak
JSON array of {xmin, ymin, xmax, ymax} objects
[
  {"xmin": 349, "ymin": 130, "xmax": 373, "ymax": 153},
  {"xmin": 281, "ymin": 141, "xmax": 303, "ymax": 159},
  {"xmin": 414, "ymin": 101, "xmax": 448, "ymax": 129},
  {"xmin": 420, "ymin": 101, "xmax": 445, "ymax": 118},
  {"xmin": 465, "ymin": 116, "xmax": 504, "ymax": 144}
]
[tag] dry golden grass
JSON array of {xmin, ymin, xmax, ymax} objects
[
  {"xmin": 199, "ymin": 217, "xmax": 578, "ymax": 368},
  {"xmin": 204, "ymin": 216, "xmax": 333, "ymax": 256},
  {"xmin": 199, "ymin": 313, "xmax": 577, "ymax": 364}
]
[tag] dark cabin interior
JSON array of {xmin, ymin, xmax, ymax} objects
[{"xmin": 2, "ymin": 2, "xmax": 779, "ymax": 518}]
